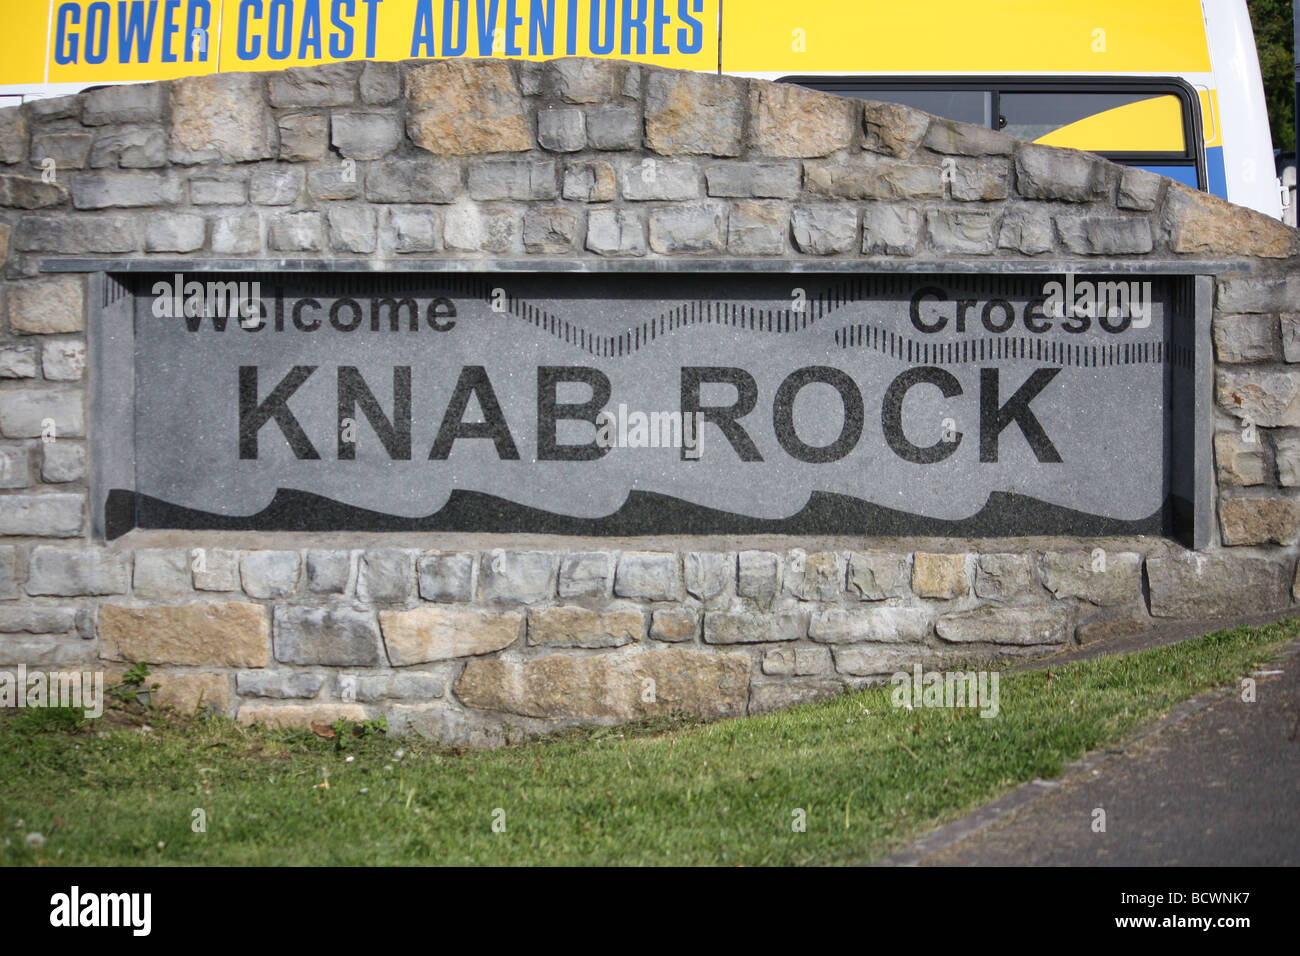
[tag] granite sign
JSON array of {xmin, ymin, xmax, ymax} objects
[{"xmin": 93, "ymin": 271, "xmax": 1199, "ymax": 539}]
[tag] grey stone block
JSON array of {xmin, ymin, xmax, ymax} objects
[
  {"xmin": 70, "ymin": 170, "xmax": 181, "ymax": 209},
  {"xmin": 236, "ymin": 671, "xmax": 327, "ymax": 699},
  {"xmin": 419, "ymin": 552, "xmax": 475, "ymax": 601},
  {"xmin": 1217, "ymin": 276, "xmax": 1300, "ymax": 314},
  {"xmin": 784, "ymin": 551, "xmax": 846, "ymax": 602},
  {"xmin": 704, "ymin": 611, "xmax": 803, "ymax": 644},
  {"xmin": 0, "ymin": 494, "xmax": 82, "ymax": 537},
  {"xmin": 352, "ymin": 673, "xmax": 444, "ymax": 702},
  {"xmin": 622, "ymin": 159, "xmax": 700, "ymax": 200},
  {"xmin": 189, "ymin": 174, "xmax": 247, "ymax": 205},
  {"xmin": 0, "ymin": 110, "xmax": 28, "ymax": 164},
  {"xmin": 614, "ymin": 552, "xmax": 682, "ymax": 600},
  {"xmin": 557, "ymin": 552, "xmax": 610, "ymax": 598},
  {"xmin": 133, "ymin": 549, "xmax": 192, "ymax": 599},
  {"xmin": 0, "ymin": 444, "xmax": 29, "ymax": 489},
  {"xmin": 0, "ymin": 346, "xmax": 38, "ymax": 378},
  {"xmin": 480, "ymin": 550, "xmax": 554, "ymax": 604},
  {"xmin": 273, "ymin": 606, "xmax": 383, "ymax": 666},
  {"xmin": 145, "ymin": 213, "xmax": 205, "ymax": 253},
  {"xmin": 249, "ymin": 167, "xmax": 304, "ymax": 205},
  {"xmin": 13, "ymin": 214, "xmax": 139, "ymax": 253},
  {"xmin": 331, "ymin": 112, "xmax": 402, "ymax": 160},
  {"xmin": 538, "ymin": 108, "xmax": 586, "ymax": 152},
  {"xmin": 997, "ymin": 210, "xmax": 1055, "ymax": 255},
  {"xmin": 387, "ymin": 208, "xmax": 440, "ymax": 252},
  {"xmin": 1118, "ymin": 166, "xmax": 1164, "ymax": 210},
  {"xmin": 804, "ymin": 161, "xmax": 943, "ymax": 200},
  {"xmin": 31, "ymin": 132, "xmax": 92, "ymax": 169},
  {"xmin": 648, "ymin": 203, "xmax": 725, "ymax": 253},
  {"xmin": 89, "ymin": 125, "xmax": 167, "ymax": 168},
  {"xmin": 523, "ymin": 206, "xmax": 579, "ymax": 253},
  {"xmin": 1056, "ymin": 215, "xmax": 1153, "ymax": 255},
  {"xmin": 360, "ymin": 62, "xmax": 401, "ymax": 104},
  {"xmin": 726, "ymin": 201, "xmax": 785, "ymax": 256},
  {"xmin": 862, "ymin": 205, "xmax": 922, "ymax": 256},
  {"xmin": 357, "ymin": 549, "xmax": 415, "ymax": 604},
  {"xmin": 277, "ymin": 113, "xmax": 329, "ymax": 162},
  {"xmin": 307, "ymin": 164, "xmax": 361, "ymax": 200},
  {"xmin": 1015, "ymin": 145, "xmax": 1111, "ymax": 202},
  {"xmin": 192, "ymin": 548, "xmax": 240, "ymax": 591},
  {"xmin": 327, "ymin": 205, "xmax": 377, "ymax": 253},
  {"xmin": 1213, "ymin": 314, "xmax": 1277, "ymax": 363},
  {"xmin": 927, "ymin": 209, "xmax": 999, "ymax": 254},
  {"xmin": 240, "ymin": 550, "xmax": 301, "ymax": 599},
  {"xmin": 685, "ymin": 552, "xmax": 732, "ymax": 602},
  {"xmin": 268, "ymin": 63, "xmax": 359, "ymax": 107},
  {"xmin": 808, "ymin": 607, "xmax": 929, "ymax": 644},
  {"xmin": 738, "ymin": 550, "xmax": 780, "ymax": 605},
  {"xmin": 585, "ymin": 105, "xmax": 640, "ymax": 149},
  {"xmin": 82, "ymin": 83, "xmax": 166, "ymax": 125},
  {"xmin": 0, "ymin": 547, "xmax": 16, "ymax": 599},
  {"xmin": 936, "ymin": 606, "xmax": 1070, "ymax": 645},
  {"xmin": 792, "ymin": 205, "xmax": 857, "ymax": 255},
  {"xmin": 267, "ymin": 212, "xmax": 321, "ymax": 252},
  {"xmin": 0, "ymin": 391, "xmax": 83, "ymax": 438},
  {"xmin": 585, "ymin": 208, "xmax": 645, "ymax": 256},
  {"xmin": 468, "ymin": 160, "xmax": 558, "ymax": 201},
  {"xmin": 1148, "ymin": 553, "xmax": 1292, "ymax": 618},
  {"xmin": 562, "ymin": 161, "xmax": 616, "ymax": 202},
  {"xmin": 925, "ymin": 119, "xmax": 1013, "ymax": 157},
  {"xmin": 211, "ymin": 212, "xmax": 261, "ymax": 254},
  {"xmin": 705, "ymin": 161, "xmax": 800, "ymax": 199},
  {"xmin": 26, "ymin": 547, "xmax": 128, "ymax": 596},
  {"xmin": 365, "ymin": 158, "xmax": 460, "ymax": 203},
  {"xmin": 974, "ymin": 553, "xmax": 1041, "ymax": 601},
  {"xmin": 305, "ymin": 550, "xmax": 352, "ymax": 594},
  {"xmin": 0, "ymin": 606, "xmax": 78, "ymax": 634},
  {"xmin": 1040, "ymin": 550, "xmax": 1143, "ymax": 606}
]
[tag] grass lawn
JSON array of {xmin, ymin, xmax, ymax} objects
[{"xmin": 1, "ymin": 618, "xmax": 1294, "ymax": 866}]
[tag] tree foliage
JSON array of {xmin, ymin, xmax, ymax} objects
[{"xmin": 1249, "ymin": 0, "xmax": 1295, "ymax": 154}]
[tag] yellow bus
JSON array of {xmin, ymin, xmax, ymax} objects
[{"xmin": 0, "ymin": 0, "xmax": 1282, "ymax": 217}]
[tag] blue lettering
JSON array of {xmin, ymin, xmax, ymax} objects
[
  {"xmin": 529, "ymin": 0, "xmax": 555, "ymax": 55},
  {"xmin": 267, "ymin": 0, "xmax": 292, "ymax": 59},
  {"xmin": 330, "ymin": 0, "xmax": 354, "ymax": 56},
  {"xmin": 55, "ymin": 3, "xmax": 80, "ymax": 65},
  {"xmin": 504, "ymin": 0, "xmax": 522, "ymax": 54},
  {"xmin": 160, "ymin": 0, "xmax": 180, "ymax": 62},
  {"xmin": 590, "ymin": 0, "xmax": 615, "ymax": 54},
  {"xmin": 238, "ymin": 0, "xmax": 262, "ymax": 58},
  {"xmin": 443, "ymin": 0, "xmax": 468, "ymax": 54},
  {"xmin": 184, "ymin": 0, "xmax": 212, "ymax": 62},
  {"xmin": 676, "ymin": 0, "xmax": 702, "ymax": 53},
  {"xmin": 298, "ymin": 0, "xmax": 322, "ymax": 57},
  {"xmin": 651, "ymin": 0, "xmax": 668, "ymax": 53},
  {"xmin": 565, "ymin": 0, "xmax": 577, "ymax": 54},
  {"xmin": 117, "ymin": 0, "xmax": 158, "ymax": 63},
  {"xmin": 85, "ymin": 1, "xmax": 110, "ymax": 64},
  {"xmin": 361, "ymin": 0, "xmax": 380, "ymax": 56},
  {"xmin": 410, "ymin": 0, "xmax": 435, "ymax": 55},
  {"xmin": 474, "ymin": 0, "xmax": 499, "ymax": 55},
  {"xmin": 620, "ymin": 0, "xmax": 645, "ymax": 55}
]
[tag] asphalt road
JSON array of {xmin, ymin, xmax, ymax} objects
[{"xmin": 902, "ymin": 639, "xmax": 1300, "ymax": 866}]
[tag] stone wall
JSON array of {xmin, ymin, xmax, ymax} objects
[{"xmin": 1, "ymin": 57, "xmax": 1298, "ymax": 744}]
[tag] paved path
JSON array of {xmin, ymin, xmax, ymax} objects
[{"xmin": 879, "ymin": 617, "xmax": 1300, "ymax": 867}]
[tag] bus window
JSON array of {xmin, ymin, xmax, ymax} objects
[
  {"xmin": 833, "ymin": 89, "xmax": 992, "ymax": 128},
  {"xmin": 783, "ymin": 77, "xmax": 1204, "ymax": 192},
  {"xmin": 999, "ymin": 92, "xmax": 1187, "ymax": 153}
]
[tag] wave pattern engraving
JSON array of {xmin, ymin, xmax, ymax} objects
[
  {"xmin": 498, "ymin": 275, "xmax": 955, "ymax": 357},
  {"xmin": 832, "ymin": 326, "xmax": 1191, "ymax": 369}
]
